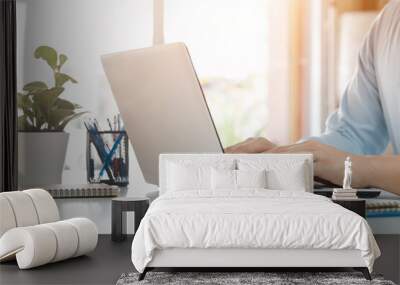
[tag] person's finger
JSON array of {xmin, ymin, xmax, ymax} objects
[
  {"xmin": 241, "ymin": 138, "xmax": 275, "ymax": 153},
  {"xmin": 266, "ymin": 145, "xmax": 293, "ymax": 153},
  {"xmin": 267, "ymin": 143, "xmax": 314, "ymax": 154},
  {"xmin": 225, "ymin": 141, "xmax": 246, "ymax": 150},
  {"xmin": 244, "ymin": 137, "xmax": 255, "ymax": 142},
  {"xmin": 225, "ymin": 137, "xmax": 258, "ymax": 153},
  {"xmin": 225, "ymin": 142, "xmax": 258, "ymax": 153},
  {"xmin": 225, "ymin": 143, "xmax": 247, "ymax": 153},
  {"xmin": 266, "ymin": 146, "xmax": 287, "ymax": 153}
]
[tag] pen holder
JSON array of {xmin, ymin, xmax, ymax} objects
[{"xmin": 86, "ymin": 130, "xmax": 129, "ymax": 186}]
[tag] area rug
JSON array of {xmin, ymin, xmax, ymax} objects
[{"xmin": 116, "ymin": 271, "xmax": 395, "ymax": 285}]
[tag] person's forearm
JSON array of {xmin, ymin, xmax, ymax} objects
[{"xmin": 357, "ymin": 155, "xmax": 400, "ymax": 195}]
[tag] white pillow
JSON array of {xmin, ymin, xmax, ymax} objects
[
  {"xmin": 237, "ymin": 169, "xmax": 267, "ymax": 189},
  {"xmin": 266, "ymin": 163, "xmax": 307, "ymax": 191},
  {"xmin": 211, "ymin": 168, "xmax": 236, "ymax": 190},
  {"xmin": 211, "ymin": 169, "xmax": 268, "ymax": 190},
  {"xmin": 238, "ymin": 159, "xmax": 308, "ymax": 191},
  {"xmin": 167, "ymin": 163, "xmax": 210, "ymax": 191},
  {"xmin": 166, "ymin": 160, "xmax": 236, "ymax": 191}
]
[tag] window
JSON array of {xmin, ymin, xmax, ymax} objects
[
  {"xmin": 164, "ymin": 0, "xmax": 320, "ymax": 146},
  {"xmin": 165, "ymin": 0, "xmax": 269, "ymax": 147}
]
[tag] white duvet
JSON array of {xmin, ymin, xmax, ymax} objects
[{"xmin": 131, "ymin": 190, "xmax": 380, "ymax": 272}]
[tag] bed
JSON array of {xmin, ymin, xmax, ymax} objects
[{"xmin": 131, "ymin": 154, "xmax": 380, "ymax": 280}]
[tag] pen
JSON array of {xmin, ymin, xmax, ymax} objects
[
  {"xmin": 107, "ymin": 118, "xmax": 113, "ymax": 131},
  {"xmin": 94, "ymin": 119, "xmax": 100, "ymax": 131},
  {"xmin": 117, "ymin": 114, "xmax": 121, "ymax": 131}
]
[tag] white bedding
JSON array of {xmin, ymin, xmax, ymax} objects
[{"xmin": 131, "ymin": 190, "xmax": 380, "ymax": 273}]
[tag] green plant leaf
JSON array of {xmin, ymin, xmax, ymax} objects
[
  {"xmin": 23, "ymin": 81, "xmax": 48, "ymax": 93},
  {"xmin": 59, "ymin": 54, "xmax": 68, "ymax": 69},
  {"xmin": 17, "ymin": 92, "xmax": 31, "ymax": 108},
  {"xmin": 46, "ymin": 98, "xmax": 78, "ymax": 129},
  {"xmin": 19, "ymin": 104, "xmax": 35, "ymax": 118},
  {"xmin": 17, "ymin": 93, "xmax": 36, "ymax": 121},
  {"xmin": 31, "ymin": 103, "xmax": 44, "ymax": 129},
  {"xmin": 53, "ymin": 98, "xmax": 76, "ymax": 110},
  {"xmin": 20, "ymin": 46, "xmax": 83, "ymax": 131},
  {"xmin": 32, "ymin": 87, "xmax": 65, "ymax": 115},
  {"xmin": 55, "ymin": 72, "xmax": 78, "ymax": 87},
  {"xmin": 57, "ymin": 111, "xmax": 88, "ymax": 130},
  {"xmin": 34, "ymin": 46, "xmax": 58, "ymax": 70},
  {"xmin": 47, "ymin": 109, "xmax": 75, "ymax": 129},
  {"xmin": 18, "ymin": 115, "xmax": 35, "ymax": 131},
  {"xmin": 30, "ymin": 87, "xmax": 63, "ymax": 130},
  {"xmin": 18, "ymin": 115, "xmax": 27, "ymax": 130}
]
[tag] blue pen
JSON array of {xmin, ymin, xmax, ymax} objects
[{"xmin": 98, "ymin": 131, "xmax": 124, "ymax": 179}]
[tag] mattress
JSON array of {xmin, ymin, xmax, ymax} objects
[{"xmin": 131, "ymin": 190, "xmax": 380, "ymax": 272}]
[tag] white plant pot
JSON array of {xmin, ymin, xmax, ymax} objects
[{"xmin": 18, "ymin": 132, "xmax": 69, "ymax": 188}]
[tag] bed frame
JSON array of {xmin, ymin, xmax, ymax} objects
[{"xmin": 139, "ymin": 248, "xmax": 371, "ymax": 280}]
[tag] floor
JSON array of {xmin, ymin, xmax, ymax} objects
[
  {"xmin": 1, "ymin": 235, "xmax": 398, "ymax": 285},
  {"xmin": 0, "ymin": 235, "xmax": 134, "ymax": 285},
  {"xmin": 373, "ymin": 235, "xmax": 400, "ymax": 284}
]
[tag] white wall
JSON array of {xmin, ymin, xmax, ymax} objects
[{"xmin": 17, "ymin": 0, "xmax": 158, "ymax": 233}]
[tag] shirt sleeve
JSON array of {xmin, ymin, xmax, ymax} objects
[{"xmin": 309, "ymin": 11, "xmax": 389, "ymax": 155}]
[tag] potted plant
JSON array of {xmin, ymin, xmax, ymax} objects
[{"xmin": 18, "ymin": 46, "xmax": 86, "ymax": 187}]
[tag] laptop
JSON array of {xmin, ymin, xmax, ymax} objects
[{"xmin": 101, "ymin": 43, "xmax": 223, "ymax": 185}]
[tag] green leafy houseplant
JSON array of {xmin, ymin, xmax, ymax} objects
[{"xmin": 18, "ymin": 46, "xmax": 86, "ymax": 131}]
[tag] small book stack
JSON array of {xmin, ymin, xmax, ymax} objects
[
  {"xmin": 332, "ymin": 188, "xmax": 358, "ymax": 200},
  {"xmin": 367, "ymin": 200, "xmax": 400, "ymax": 217}
]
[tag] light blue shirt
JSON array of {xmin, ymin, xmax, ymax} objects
[{"xmin": 311, "ymin": 1, "xmax": 400, "ymax": 155}]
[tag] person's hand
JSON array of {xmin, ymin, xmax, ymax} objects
[
  {"xmin": 225, "ymin": 137, "xmax": 277, "ymax": 153},
  {"xmin": 267, "ymin": 140, "xmax": 366, "ymax": 187}
]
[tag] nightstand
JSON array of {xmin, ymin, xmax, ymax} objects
[
  {"xmin": 333, "ymin": 199, "xmax": 366, "ymax": 218},
  {"xmin": 111, "ymin": 197, "xmax": 149, "ymax": 241}
]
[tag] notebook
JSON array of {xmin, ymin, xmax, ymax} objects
[{"xmin": 366, "ymin": 200, "xmax": 400, "ymax": 218}]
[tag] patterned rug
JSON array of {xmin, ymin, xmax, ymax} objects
[{"xmin": 116, "ymin": 271, "xmax": 396, "ymax": 285}]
